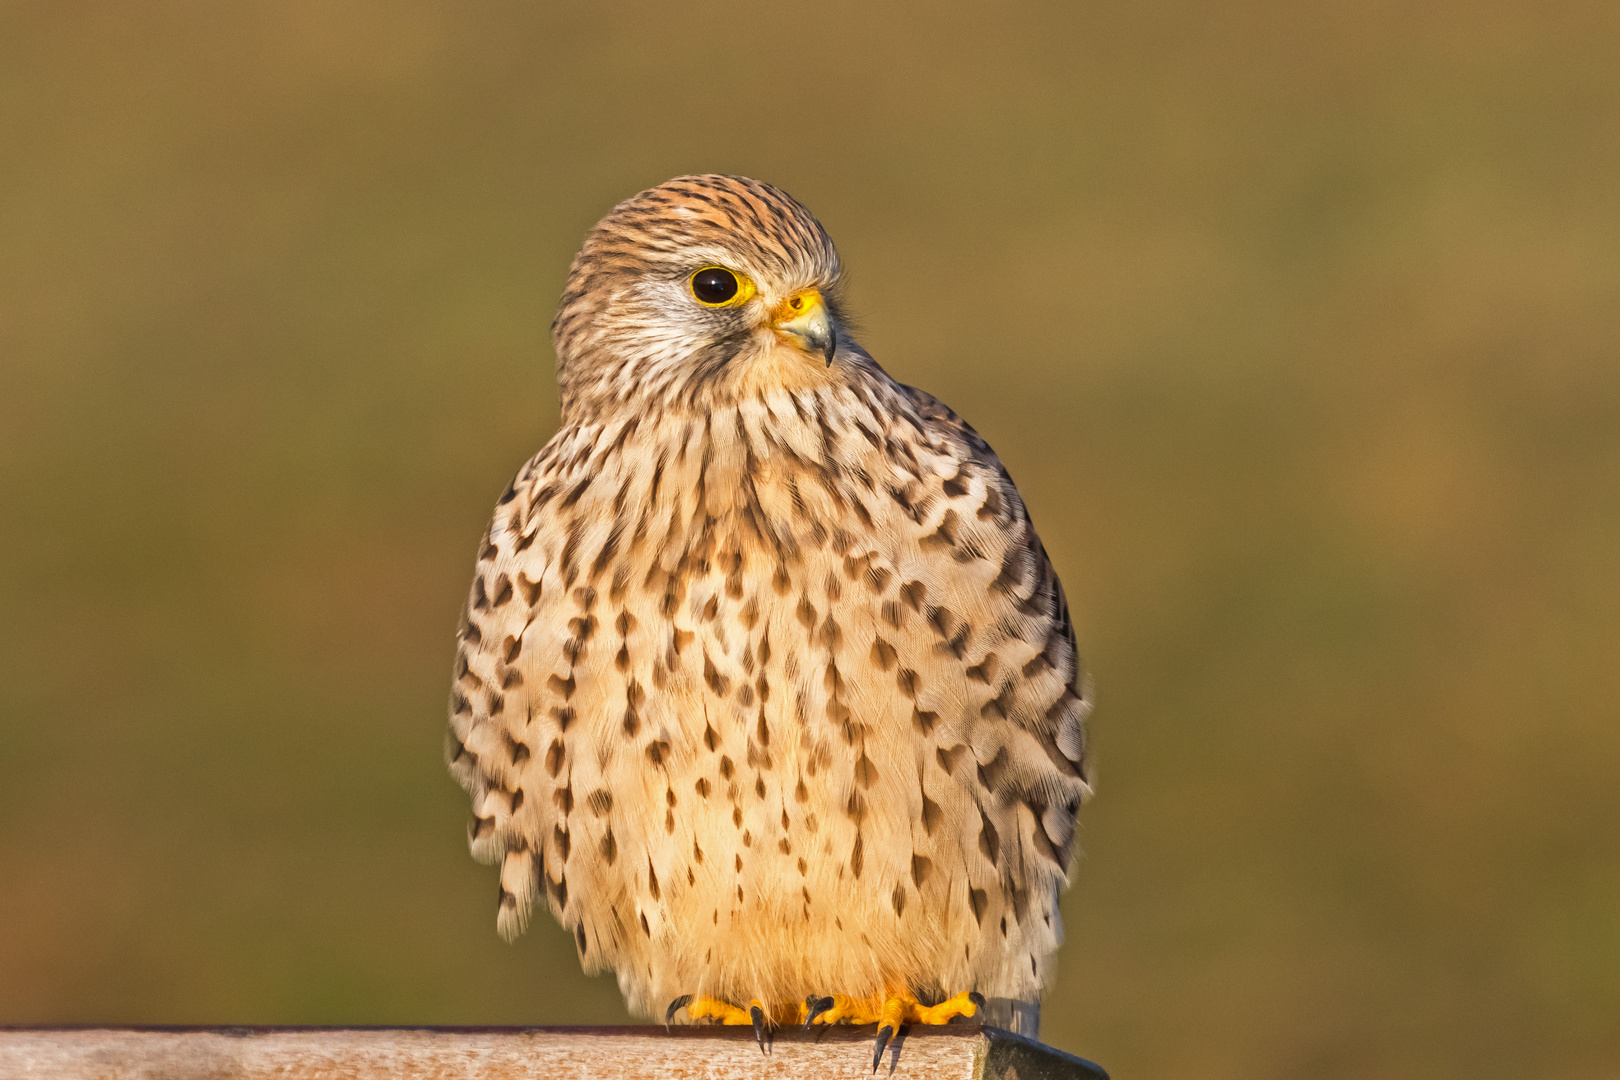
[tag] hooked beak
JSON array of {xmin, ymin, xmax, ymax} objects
[{"xmin": 771, "ymin": 288, "xmax": 837, "ymax": 365}]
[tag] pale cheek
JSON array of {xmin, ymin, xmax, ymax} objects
[{"xmin": 733, "ymin": 341, "xmax": 843, "ymax": 396}]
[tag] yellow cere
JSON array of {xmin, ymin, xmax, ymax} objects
[{"xmin": 773, "ymin": 288, "xmax": 823, "ymax": 323}]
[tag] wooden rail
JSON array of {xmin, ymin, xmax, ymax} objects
[{"xmin": 0, "ymin": 1024, "xmax": 1107, "ymax": 1079}]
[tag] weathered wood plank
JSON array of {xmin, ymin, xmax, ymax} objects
[{"xmin": 0, "ymin": 1025, "xmax": 1107, "ymax": 1080}]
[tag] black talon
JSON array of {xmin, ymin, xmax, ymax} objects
[
  {"xmin": 750, "ymin": 1003, "xmax": 768, "ymax": 1054},
  {"xmin": 804, "ymin": 995, "xmax": 835, "ymax": 1027},
  {"xmin": 664, "ymin": 994, "xmax": 692, "ymax": 1029},
  {"xmin": 872, "ymin": 1024, "xmax": 894, "ymax": 1073}
]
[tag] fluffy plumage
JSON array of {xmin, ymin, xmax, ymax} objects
[{"xmin": 446, "ymin": 175, "xmax": 1092, "ymax": 1036}]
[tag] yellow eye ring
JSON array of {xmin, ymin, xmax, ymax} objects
[{"xmin": 689, "ymin": 266, "xmax": 756, "ymax": 307}]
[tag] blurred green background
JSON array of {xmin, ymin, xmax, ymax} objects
[{"xmin": 3, "ymin": 3, "xmax": 1617, "ymax": 1078}]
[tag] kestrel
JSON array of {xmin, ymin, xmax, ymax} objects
[{"xmin": 446, "ymin": 175, "xmax": 1093, "ymax": 1059}]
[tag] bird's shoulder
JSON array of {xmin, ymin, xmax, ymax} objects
[{"xmin": 892, "ymin": 380, "xmax": 996, "ymax": 459}]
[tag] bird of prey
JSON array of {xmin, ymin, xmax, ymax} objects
[{"xmin": 446, "ymin": 175, "xmax": 1092, "ymax": 1061}]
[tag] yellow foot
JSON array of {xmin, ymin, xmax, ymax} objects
[
  {"xmin": 802, "ymin": 992, "xmax": 885, "ymax": 1026},
  {"xmin": 909, "ymin": 990, "xmax": 984, "ymax": 1025},
  {"xmin": 802, "ymin": 989, "xmax": 985, "ymax": 1072},
  {"xmin": 667, "ymin": 994, "xmax": 802, "ymax": 1053}
]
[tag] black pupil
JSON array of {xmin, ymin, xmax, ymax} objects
[{"xmin": 692, "ymin": 268, "xmax": 739, "ymax": 304}]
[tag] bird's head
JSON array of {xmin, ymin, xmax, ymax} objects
[{"xmin": 552, "ymin": 175, "xmax": 849, "ymax": 421}]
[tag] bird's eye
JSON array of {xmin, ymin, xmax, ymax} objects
[{"xmin": 689, "ymin": 266, "xmax": 751, "ymax": 307}]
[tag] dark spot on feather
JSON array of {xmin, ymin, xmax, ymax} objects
[
  {"xmin": 966, "ymin": 655, "xmax": 998, "ymax": 684},
  {"xmin": 559, "ymin": 477, "xmax": 591, "ymax": 510},
  {"xmin": 977, "ymin": 747, "xmax": 1009, "ymax": 791},
  {"xmin": 920, "ymin": 793, "xmax": 943, "ymax": 836},
  {"xmin": 818, "ymin": 615, "xmax": 842, "ymax": 650},
  {"xmin": 824, "ymin": 571, "xmax": 842, "ymax": 601},
  {"xmin": 1027, "ymin": 800, "xmax": 1065, "ymax": 865},
  {"xmin": 911, "ymin": 854, "xmax": 932, "ymax": 887},
  {"xmin": 920, "ymin": 510, "xmax": 960, "ymax": 550},
  {"xmin": 517, "ymin": 573, "xmax": 541, "ymax": 605},
  {"xmin": 703, "ymin": 655, "xmax": 731, "ymax": 696},
  {"xmin": 548, "ymin": 873, "xmax": 567, "ymax": 911},
  {"xmin": 979, "ymin": 811, "xmax": 1000, "ymax": 866},
  {"xmin": 977, "ymin": 486, "xmax": 1004, "ymax": 521}
]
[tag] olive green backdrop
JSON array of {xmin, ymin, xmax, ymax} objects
[{"xmin": 3, "ymin": 4, "xmax": 1617, "ymax": 1079}]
